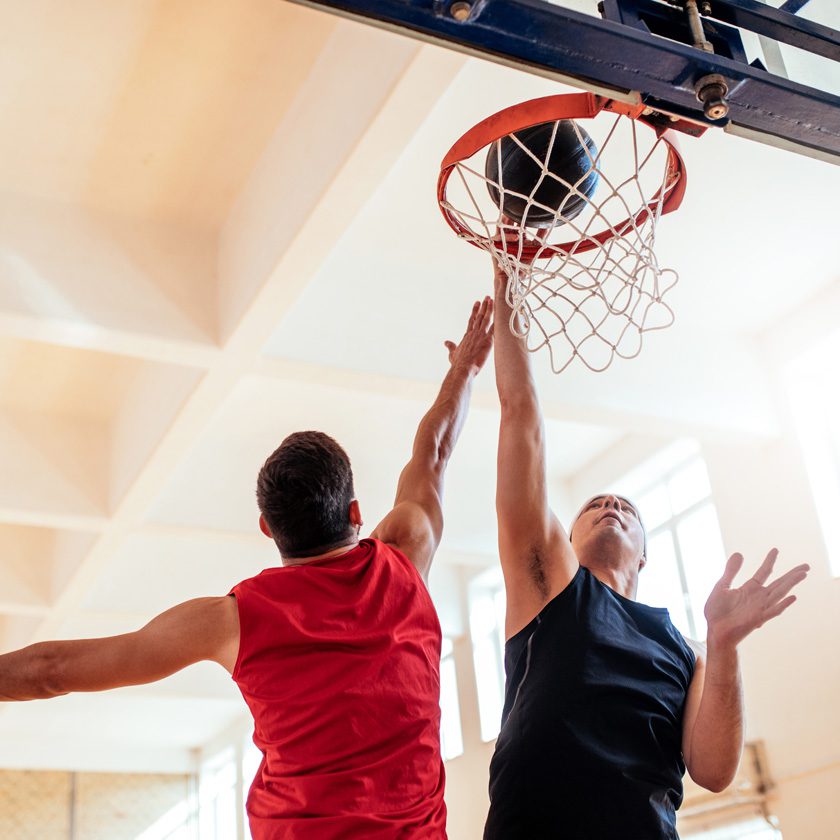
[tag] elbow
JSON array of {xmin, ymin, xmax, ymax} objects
[
  {"xmin": 498, "ymin": 391, "xmax": 538, "ymax": 417},
  {"xmin": 689, "ymin": 764, "xmax": 737, "ymax": 794},
  {"xmin": 35, "ymin": 645, "xmax": 69, "ymax": 699},
  {"xmin": 701, "ymin": 777, "xmax": 733, "ymax": 794}
]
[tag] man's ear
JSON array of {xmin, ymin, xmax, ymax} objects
[
  {"xmin": 259, "ymin": 514, "xmax": 272, "ymax": 539},
  {"xmin": 349, "ymin": 500, "xmax": 363, "ymax": 529}
]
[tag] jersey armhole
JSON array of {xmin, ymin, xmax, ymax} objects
[{"xmin": 228, "ymin": 590, "xmax": 246, "ymax": 682}]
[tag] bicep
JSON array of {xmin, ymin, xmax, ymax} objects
[
  {"xmin": 681, "ymin": 643, "xmax": 706, "ymax": 769},
  {"xmin": 56, "ymin": 597, "xmax": 240, "ymax": 693}
]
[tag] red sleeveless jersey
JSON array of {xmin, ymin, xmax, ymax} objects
[{"xmin": 230, "ymin": 538, "xmax": 447, "ymax": 839}]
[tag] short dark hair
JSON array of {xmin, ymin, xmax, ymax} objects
[{"xmin": 256, "ymin": 431, "xmax": 356, "ymax": 557}]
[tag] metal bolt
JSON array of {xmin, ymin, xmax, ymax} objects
[
  {"xmin": 449, "ymin": 1, "xmax": 472, "ymax": 21},
  {"xmin": 685, "ymin": 0, "xmax": 714, "ymax": 52},
  {"xmin": 700, "ymin": 1, "xmax": 712, "ymax": 15},
  {"xmin": 695, "ymin": 73, "xmax": 729, "ymax": 120}
]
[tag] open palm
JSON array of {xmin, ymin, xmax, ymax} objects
[{"xmin": 704, "ymin": 549, "xmax": 809, "ymax": 647}]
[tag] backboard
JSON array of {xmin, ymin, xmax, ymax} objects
[{"xmin": 286, "ymin": 0, "xmax": 840, "ymax": 165}]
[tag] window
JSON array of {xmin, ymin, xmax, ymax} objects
[
  {"xmin": 683, "ymin": 816, "xmax": 782, "ymax": 840},
  {"xmin": 785, "ymin": 328, "xmax": 840, "ymax": 577},
  {"xmin": 241, "ymin": 735, "xmax": 263, "ymax": 837},
  {"xmin": 137, "ymin": 747, "xmax": 240, "ymax": 840},
  {"xmin": 439, "ymin": 638, "xmax": 464, "ymax": 760},
  {"xmin": 622, "ymin": 445, "xmax": 727, "ymax": 640},
  {"xmin": 469, "ymin": 568, "xmax": 507, "ymax": 741},
  {"xmin": 134, "ymin": 799, "xmax": 196, "ymax": 840},
  {"xmin": 198, "ymin": 747, "xmax": 238, "ymax": 840}
]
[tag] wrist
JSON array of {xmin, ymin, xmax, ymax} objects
[
  {"xmin": 705, "ymin": 628, "xmax": 740, "ymax": 657},
  {"xmin": 450, "ymin": 358, "xmax": 480, "ymax": 378}
]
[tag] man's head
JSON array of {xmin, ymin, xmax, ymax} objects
[
  {"xmin": 569, "ymin": 494, "xmax": 647, "ymax": 576},
  {"xmin": 256, "ymin": 431, "xmax": 360, "ymax": 559}
]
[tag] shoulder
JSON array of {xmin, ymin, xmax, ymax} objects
[
  {"xmin": 367, "ymin": 536, "xmax": 405, "ymax": 558},
  {"xmin": 194, "ymin": 595, "xmax": 240, "ymax": 633},
  {"xmin": 367, "ymin": 538, "xmax": 425, "ymax": 578}
]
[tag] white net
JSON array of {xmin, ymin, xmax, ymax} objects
[{"xmin": 441, "ymin": 112, "xmax": 682, "ymax": 373}]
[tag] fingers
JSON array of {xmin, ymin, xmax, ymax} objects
[
  {"xmin": 751, "ymin": 547, "xmax": 778, "ymax": 585},
  {"xmin": 763, "ymin": 594, "xmax": 797, "ymax": 622},
  {"xmin": 535, "ymin": 225, "xmax": 552, "ymax": 244},
  {"xmin": 467, "ymin": 300, "xmax": 480, "ymax": 331},
  {"xmin": 468, "ymin": 297, "xmax": 493, "ymax": 334},
  {"xmin": 766, "ymin": 563, "xmax": 810, "ymax": 600},
  {"xmin": 447, "ymin": 296, "xmax": 494, "ymax": 363},
  {"xmin": 479, "ymin": 296, "xmax": 493, "ymax": 333},
  {"xmin": 492, "ymin": 216, "xmax": 519, "ymax": 264},
  {"xmin": 497, "ymin": 214, "xmax": 518, "ymax": 240},
  {"xmin": 718, "ymin": 552, "xmax": 744, "ymax": 588}
]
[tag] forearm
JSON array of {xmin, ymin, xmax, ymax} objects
[
  {"xmin": 0, "ymin": 642, "xmax": 66, "ymax": 701},
  {"xmin": 411, "ymin": 360, "xmax": 476, "ymax": 468},
  {"xmin": 493, "ymin": 270, "xmax": 549, "ymax": 521},
  {"xmin": 686, "ymin": 641, "xmax": 744, "ymax": 791},
  {"xmin": 494, "ymin": 269, "xmax": 538, "ymax": 408}
]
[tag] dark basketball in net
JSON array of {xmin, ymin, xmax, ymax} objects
[{"xmin": 485, "ymin": 120, "xmax": 599, "ymax": 227}]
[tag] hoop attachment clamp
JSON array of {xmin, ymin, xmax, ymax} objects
[{"xmin": 695, "ymin": 73, "xmax": 730, "ymax": 120}]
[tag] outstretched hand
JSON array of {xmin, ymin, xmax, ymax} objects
[
  {"xmin": 444, "ymin": 297, "xmax": 494, "ymax": 374},
  {"xmin": 704, "ymin": 549, "xmax": 809, "ymax": 648}
]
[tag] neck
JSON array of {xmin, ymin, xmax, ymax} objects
[
  {"xmin": 281, "ymin": 537, "xmax": 360, "ymax": 567},
  {"xmin": 583, "ymin": 561, "xmax": 638, "ymax": 600}
]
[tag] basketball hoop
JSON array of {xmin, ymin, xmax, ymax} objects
[{"xmin": 438, "ymin": 93, "xmax": 694, "ymax": 373}]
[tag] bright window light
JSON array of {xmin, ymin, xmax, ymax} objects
[
  {"xmin": 440, "ymin": 638, "xmax": 464, "ymax": 761},
  {"xmin": 668, "ymin": 456, "xmax": 712, "ymax": 514},
  {"xmin": 618, "ymin": 445, "xmax": 726, "ymax": 640},
  {"xmin": 242, "ymin": 735, "xmax": 263, "ymax": 837},
  {"xmin": 677, "ymin": 503, "xmax": 727, "ymax": 638},
  {"xmin": 642, "ymin": 531, "xmax": 689, "ymax": 632},
  {"xmin": 199, "ymin": 747, "xmax": 238, "ymax": 840},
  {"xmin": 469, "ymin": 568, "xmax": 506, "ymax": 742},
  {"xmin": 683, "ymin": 815, "xmax": 782, "ymax": 840},
  {"xmin": 134, "ymin": 799, "xmax": 195, "ymax": 840},
  {"xmin": 785, "ymin": 328, "xmax": 840, "ymax": 577}
]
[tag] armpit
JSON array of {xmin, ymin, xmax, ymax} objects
[{"xmin": 527, "ymin": 547, "xmax": 550, "ymax": 599}]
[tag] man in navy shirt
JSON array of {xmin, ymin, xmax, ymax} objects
[{"xmin": 485, "ymin": 258, "xmax": 809, "ymax": 839}]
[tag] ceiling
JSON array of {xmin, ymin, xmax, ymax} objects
[{"xmin": 0, "ymin": 0, "xmax": 837, "ymax": 771}]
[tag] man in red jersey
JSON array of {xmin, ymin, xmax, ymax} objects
[{"xmin": 0, "ymin": 298, "xmax": 494, "ymax": 839}]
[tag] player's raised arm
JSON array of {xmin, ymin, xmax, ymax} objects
[
  {"xmin": 371, "ymin": 298, "xmax": 493, "ymax": 579},
  {"xmin": 493, "ymin": 259, "xmax": 578, "ymax": 638}
]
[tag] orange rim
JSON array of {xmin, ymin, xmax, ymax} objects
[{"xmin": 437, "ymin": 93, "xmax": 688, "ymax": 261}]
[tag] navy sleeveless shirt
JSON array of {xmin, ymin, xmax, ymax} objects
[{"xmin": 484, "ymin": 567, "xmax": 696, "ymax": 840}]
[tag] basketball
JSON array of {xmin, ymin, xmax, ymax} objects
[{"xmin": 484, "ymin": 120, "xmax": 599, "ymax": 227}]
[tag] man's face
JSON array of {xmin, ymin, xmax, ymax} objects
[{"xmin": 571, "ymin": 494, "xmax": 646, "ymax": 569}]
